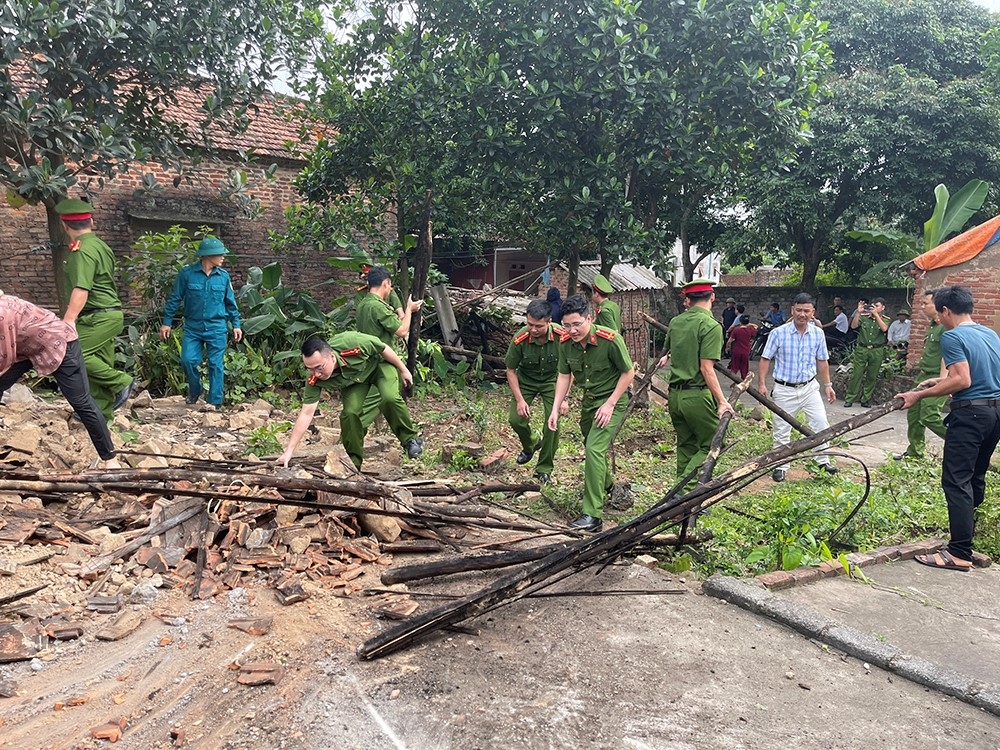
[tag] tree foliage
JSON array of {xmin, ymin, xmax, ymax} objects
[
  {"xmin": 735, "ymin": 0, "xmax": 1000, "ymax": 290},
  {"xmin": 291, "ymin": 0, "xmax": 829, "ymax": 302},
  {"xmin": 1, "ymin": 0, "xmax": 325, "ymax": 301}
]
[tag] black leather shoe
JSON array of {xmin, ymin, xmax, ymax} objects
[
  {"xmin": 112, "ymin": 379, "xmax": 135, "ymax": 411},
  {"xmin": 860, "ymin": 402, "xmax": 871, "ymax": 408},
  {"xmin": 843, "ymin": 401, "xmax": 853, "ymax": 408},
  {"xmin": 534, "ymin": 472, "xmax": 551, "ymax": 485},
  {"xmin": 569, "ymin": 514, "xmax": 602, "ymax": 533},
  {"xmin": 817, "ymin": 464, "xmax": 838, "ymax": 475},
  {"xmin": 771, "ymin": 468, "xmax": 786, "ymax": 483},
  {"xmin": 405, "ymin": 438, "xmax": 425, "ymax": 459},
  {"xmin": 516, "ymin": 439, "xmax": 542, "ymax": 465},
  {"xmin": 185, "ymin": 393, "xmax": 200, "ymax": 405}
]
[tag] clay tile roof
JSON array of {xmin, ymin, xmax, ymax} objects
[{"xmin": 168, "ymin": 85, "xmax": 318, "ymax": 163}]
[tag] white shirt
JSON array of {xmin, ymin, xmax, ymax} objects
[
  {"xmin": 834, "ymin": 312, "xmax": 849, "ymax": 333},
  {"xmin": 888, "ymin": 319, "xmax": 911, "ymax": 344}
]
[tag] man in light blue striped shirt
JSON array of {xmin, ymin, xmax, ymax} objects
[{"xmin": 758, "ymin": 292, "xmax": 837, "ymax": 482}]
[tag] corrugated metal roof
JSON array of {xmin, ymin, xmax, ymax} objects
[{"xmin": 569, "ymin": 261, "xmax": 669, "ymax": 291}]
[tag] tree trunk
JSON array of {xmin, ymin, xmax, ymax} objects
[
  {"xmin": 799, "ymin": 236, "xmax": 823, "ymax": 294},
  {"xmin": 406, "ymin": 190, "xmax": 433, "ymax": 374},
  {"xmin": 395, "ymin": 194, "xmax": 410, "ymax": 301},
  {"xmin": 566, "ymin": 244, "xmax": 581, "ymax": 296},
  {"xmin": 46, "ymin": 202, "xmax": 70, "ymax": 312}
]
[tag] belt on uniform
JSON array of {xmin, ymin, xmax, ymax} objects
[
  {"xmin": 79, "ymin": 306, "xmax": 121, "ymax": 316},
  {"xmin": 670, "ymin": 382, "xmax": 707, "ymax": 390},
  {"xmin": 773, "ymin": 377, "xmax": 814, "ymax": 388},
  {"xmin": 950, "ymin": 398, "xmax": 1000, "ymax": 410}
]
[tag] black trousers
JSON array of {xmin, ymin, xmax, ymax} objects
[
  {"xmin": 941, "ymin": 404, "xmax": 1000, "ymax": 561},
  {"xmin": 0, "ymin": 340, "xmax": 115, "ymax": 460}
]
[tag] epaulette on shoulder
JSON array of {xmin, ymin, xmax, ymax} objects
[
  {"xmin": 553, "ymin": 325, "xmax": 566, "ymax": 337},
  {"xmin": 595, "ymin": 328, "xmax": 617, "ymax": 341},
  {"xmin": 513, "ymin": 331, "xmax": 530, "ymax": 345},
  {"xmin": 341, "ymin": 347, "xmax": 363, "ymax": 357},
  {"xmin": 559, "ymin": 330, "xmax": 572, "ymax": 343}
]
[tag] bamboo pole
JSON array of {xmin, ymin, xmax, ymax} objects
[{"xmin": 357, "ymin": 398, "xmax": 902, "ymax": 660}]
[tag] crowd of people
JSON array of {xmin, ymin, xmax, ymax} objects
[{"xmin": 1, "ymin": 212, "xmax": 993, "ymax": 566}]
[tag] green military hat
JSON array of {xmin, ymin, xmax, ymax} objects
[
  {"xmin": 54, "ymin": 198, "xmax": 93, "ymax": 220},
  {"xmin": 681, "ymin": 278, "xmax": 715, "ymax": 295},
  {"xmin": 592, "ymin": 273, "xmax": 614, "ymax": 295},
  {"xmin": 897, "ymin": 309, "xmax": 910, "ymax": 317},
  {"xmin": 196, "ymin": 236, "xmax": 229, "ymax": 257}
]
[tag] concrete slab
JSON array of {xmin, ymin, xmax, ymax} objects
[{"xmin": 782, "ymin": 560, "xmax": 1000, "ymax": 687}]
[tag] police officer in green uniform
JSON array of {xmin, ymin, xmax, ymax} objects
[
  {"xmin": 844, "ymin": 296, "xmax": 889, "ymax": 407},
  {"xmin": 591, "ymin": 273, "xmax": 622, "ymax": 332},
  {"xmin": 896, "ymin": 289, "xmax": 948, "ymax": 459},
  {"xmin": 656, "ymin": 279, "xmax": 734, "ymax": 485},
  {"xmin": 548, "ymin": 295, "xmax": 635, "ymax": 532},
  {"xmin": 505, "ymin": 299, "xmax": 567, "ymax": 484},
  {"xmin": 355, "ymin": 267, "xmax": 424, "ymax": 459},
  {"xmin": 276, "ymin": 333, "xmax": 414, "ymax": 469},
  {"xmin": 56, "ymin": 199, "xmax": 133, "ymax": 421}
]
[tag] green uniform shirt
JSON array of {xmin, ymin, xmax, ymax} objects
[
  {"xmin": 356, "ymin": 292, "xmax": 402, "ymax": 346},
  {"xmin": 505, "ymin": 323, "xmax": 565, "ymax": 390},
  {"xmin": 64, "ymin": 232, "xmax": 121, "ymax": 309},
  {"xmin": 917, "ymin": 321, "xmax": 945, "ymax": 378},
  {"xmin": 302, "ymin": 331, "xmax": 386, "ymax": 405},
  {"xmin": 663, "ymin": 306, "xmax": 722, "ymax": 385},
  {"xmin": 855, "ymin": 314, "xmax": 888, "ymax": 347},
  {"xmin": 557, "ymin": 325, "xmax": 633, "ymax": 400},
  {"xmin": 594, "ymin": 299, "xmax": 622, "ymax": 332}
]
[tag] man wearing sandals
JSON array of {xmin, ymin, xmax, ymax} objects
[{"xmin": 897, "ymin": 286, "xmax": 1000, "ymax": 571}]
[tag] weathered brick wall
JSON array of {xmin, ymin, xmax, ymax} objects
[
  {"xmin": 907, "ymin": 245, "xmax": 1000, "ymax": 369},
  {"xmin": 0, "ymin": 157, "xmax": 387, "ymax": 310}
]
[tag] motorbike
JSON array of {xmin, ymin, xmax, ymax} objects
[{"xmin": 750, "ymin": 320, "xmax": 776, "ymax": 359}]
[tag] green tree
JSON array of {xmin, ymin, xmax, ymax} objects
[
  {"xmin": 0, "ymin": 0, "xmax": 324, "ymax": 304},
  {"xmin": 735, "ymin": 0, "xmax": 1000, "ymax": 290}
]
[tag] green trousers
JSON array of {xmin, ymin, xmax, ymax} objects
[
  {"xmin": 76, "ymin": 310, "xmax": 131, "ymax": 421},
  {"xmin": 905, "ymin": 393, "xmax": 947, "ymax": 458},
  {"xmin": 669, "ymin": 389, "xmax": 719, "ymax": 485},
  {"xmin": 508, "ymin": 384, "xmax": 558, "ymax": 474},
  {"xmin": 845, "ymin": 346, "xmax": 885, "ymax": 404},
  {"xmin": 579, "ymin": 398, "xmax": 628, "ymax": 518},
  {"xmin": 345, "ymin": 362, "xmax": 418, "ymax": 466}
]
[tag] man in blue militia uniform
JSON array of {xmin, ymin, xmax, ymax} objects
[
  {"xmin": 355, "ymin": 267, "xmax": 424, "ymax": 459},
  {"xmin": 548, "ymin": 295, "xmax": 635, "ymax": 533},
  {"xmin": 276, "ymin": 333, "xmax": 414, "ymax": 469},
  {"xmin": 656, "ymin": 279, "xmax": 734, "ymax": 485},
  {"xmin": 897, "ymin": 286, "xmax": 1000, "ymax": 571},
  {"xmin": 505, "ymin": 299, "xmax": 567, "ymax": 484},
  {"xmin": 56, "ymin": 198, "xmax": 134, "ymax": 421},
  {"xmin": 160, "ymin": 237, "xmax": 242, "ymax": 407}
]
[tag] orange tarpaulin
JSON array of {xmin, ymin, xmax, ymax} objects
[{"xmin": 912, "ymin": 215, "xmax": 1000, "ymax": 271}]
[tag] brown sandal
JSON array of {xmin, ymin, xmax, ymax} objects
[{"xmin": 914, "ymin": 550, "xmax": 972, "ymax": 571}]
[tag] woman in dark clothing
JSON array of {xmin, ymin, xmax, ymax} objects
[{"xmin": 546, "ymin": 287, "xmax": 563, "ymax": 323}]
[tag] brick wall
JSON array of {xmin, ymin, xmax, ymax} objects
[
  {"xmin": 907, "ymin": 244, "xmax": 1000, "ymax": 369},
  {"xmin": 0, "ymin": 157, "xmax": 384, "ymax": 310}
]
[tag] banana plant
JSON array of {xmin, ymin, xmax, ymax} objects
[{"xmin": 847, "ymin": 178, "xmax": 991, "ymax": 254}]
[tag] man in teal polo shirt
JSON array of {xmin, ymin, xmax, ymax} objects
[
  {"xmin": 355, "ymin": 266, "xmax": 424, "ymax": 459},
  {"xmin": 657, "ymin": 279, "xmax": 734, "ymax": 485},
  {"xmin": 276, "ymin": 333, "xmax": 414, "ymax": 469},
  {"xmin": 160, "ymin": 237, "xmax": 243, "ymax": 407},
  {"xmin": 548, "ymin": 294, "xmax": 634, "ymax": 532},
  {"xmin": 57, "ymin": 198, "xmax": 134, "ymax": 421},
  {"xmin": 505, "ymin": 298, "xmax": 567, "ymax": 484}
]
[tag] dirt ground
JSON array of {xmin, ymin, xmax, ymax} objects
[{"xmin": 2, "ymin": 385, "xmax": 990, "ymax": 750}]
